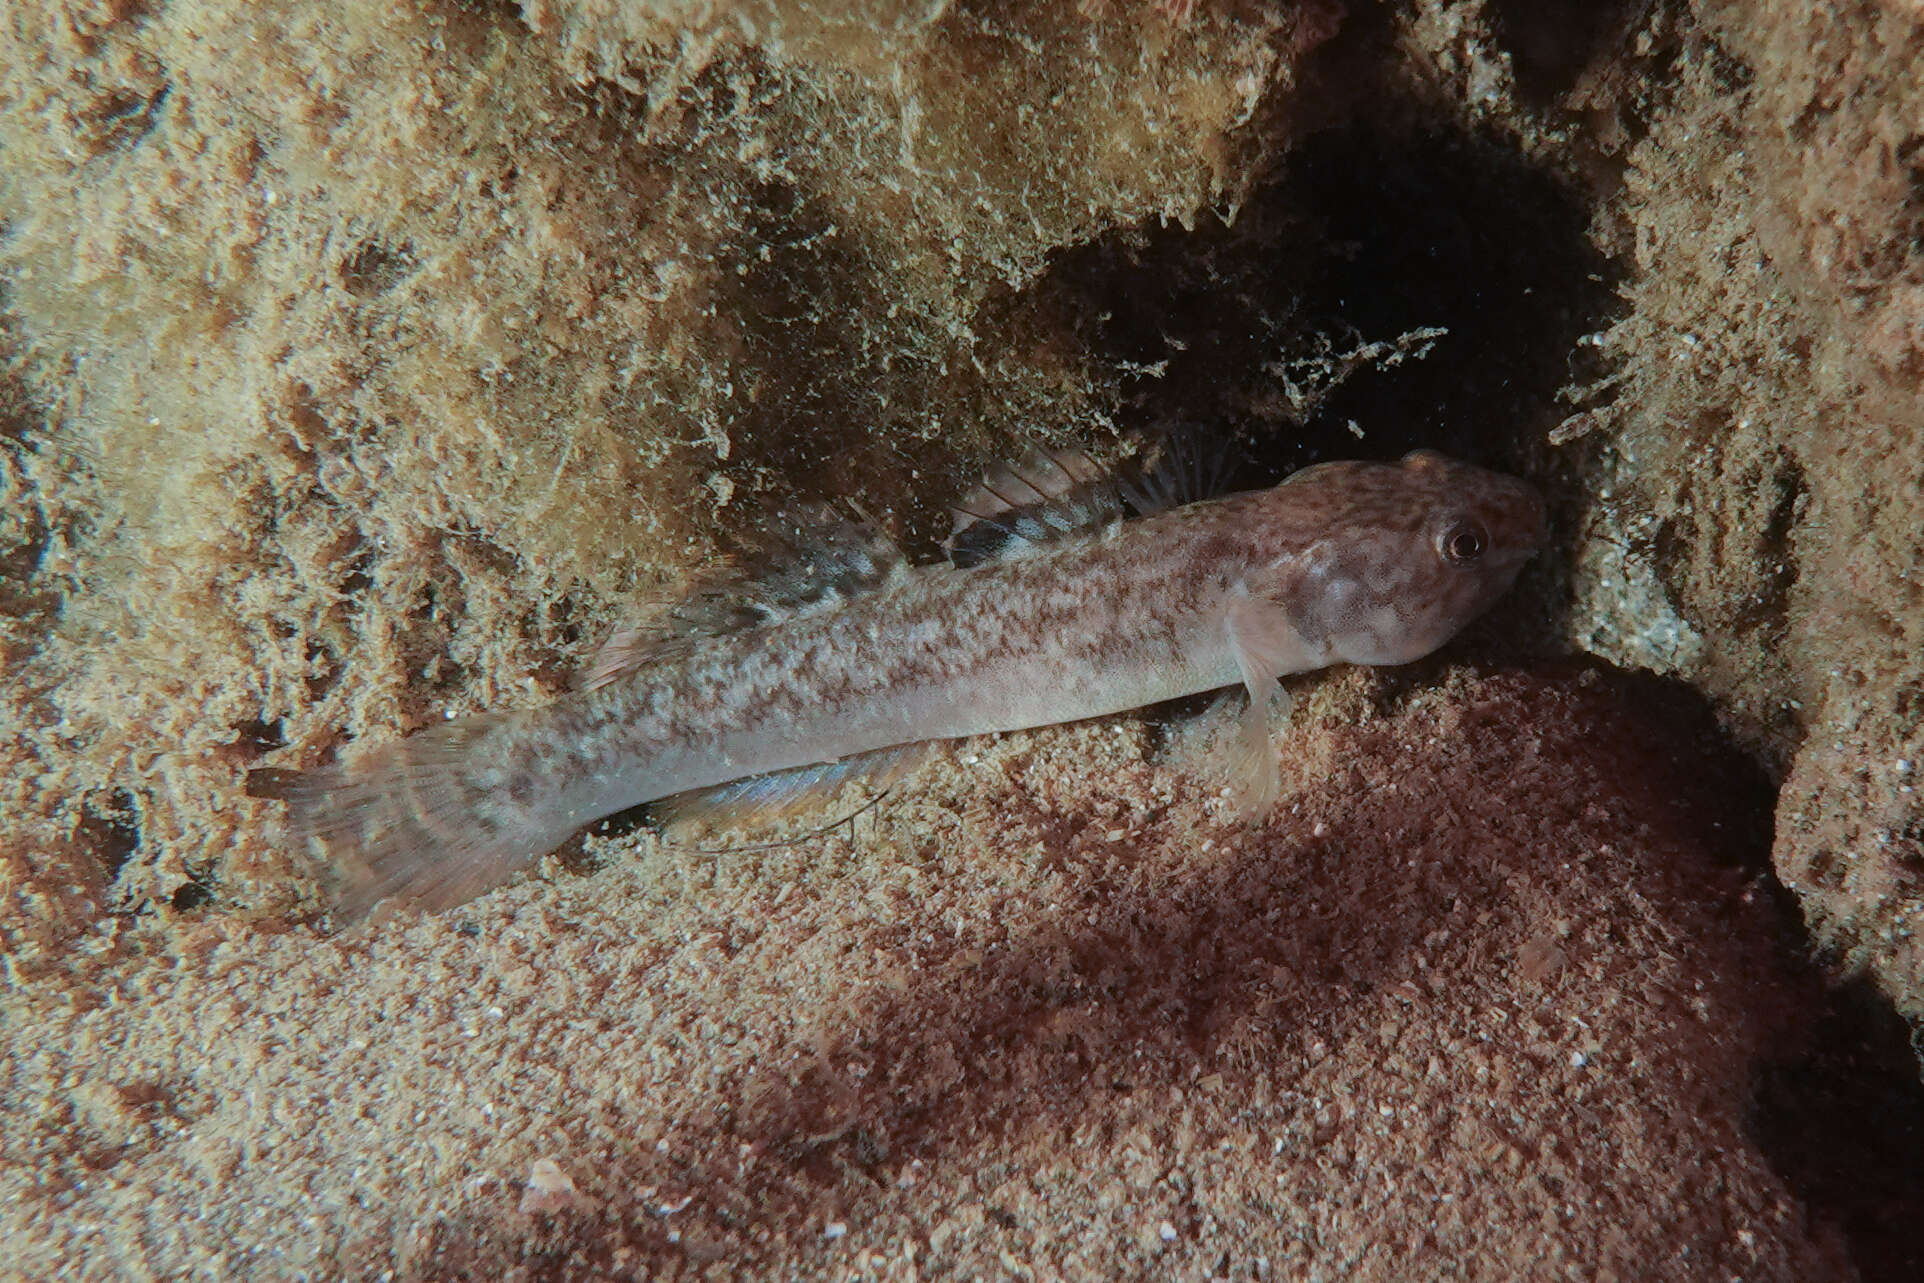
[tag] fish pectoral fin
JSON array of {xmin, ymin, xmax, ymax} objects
[
  {"xmin": 1224, "ymin": 585, "xmax": 1317, "ymax": 685},
  {"xmin": 1223, "ymin": 590, "xmax": 1314, "ymax": 820},
  {"xmin": 652, "ymin": 740, "xmax": 934, "ymax": 834}
]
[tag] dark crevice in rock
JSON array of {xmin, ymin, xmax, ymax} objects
[{"xmin": 1752, "ymin": 980, "xmax": 1924, "ymax": 1283}]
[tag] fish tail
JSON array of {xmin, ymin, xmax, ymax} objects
[{"xmin": 275, "ymin": 712, "xmax": 582, "ymax": 917}]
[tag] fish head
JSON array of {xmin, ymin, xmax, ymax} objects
[{"xmin": 1255, "ymin": 450, "xmax": 1547, "ymax": 667}]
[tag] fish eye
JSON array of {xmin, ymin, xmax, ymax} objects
[{"xmin": 1439, "ymin": 520, "xmax": 1488, "ymax": 564}]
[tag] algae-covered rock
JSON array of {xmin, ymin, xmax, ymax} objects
[{"xmin": 0, "ymin": 0, "xmax": 1307, "ymax": 926}]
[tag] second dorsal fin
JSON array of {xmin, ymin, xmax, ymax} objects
[
  {"xmin": 579, "ymin": 503, "xmax": 908, "ymax": 692},
  {"xmin": 742, "ymin": 501, "xmax": 910, "ymax": 617},
  {"xmin": 576, "ymin": 614, "xmax": 700, "ymax": 693}
]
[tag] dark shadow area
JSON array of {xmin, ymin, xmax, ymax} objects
[
  {"xmin": 169, "ymin": 878, "xmax": 213, "ymax": 912},
  {"xmin": 706, "ymin": 161, "xmax": 974, "ymax": 547},
  {"xmin": 79, "ymin": 789, "xmax": 144, "ymax": 885},
  {"xmin": 1282, "ymin": 124, "xmax": 1614, "ymax": 473},
  {"xmin": 1543, "ymin": 672, "xmax": 1924, "ymax": 1283},
  {"xmin": 1752, "ymin": 981, "xmax": 1924, "ymax": 1283},
  {"xmin": 1562, "ymin": 667, "xmax": 1779, "ymax": 867},
  {"xmin": 1036, "ymin": 114, "xmax": 1617, "ymax": 492},
  {"xmin": 337, "ymin": 239, "xmax": 417, "ymax": 299},
  {"xmin": 1487, "ymin": 0, "xmax": 1646, "ymax": 105},
  {"xmin": 228, "ymin": 716, "xmax": 287, "ymax": 758},
  {"xmin": 0, "ymin": 342, "xmax": 57, "ymax": 633}
]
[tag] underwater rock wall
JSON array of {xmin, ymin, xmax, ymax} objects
[{"xmin": 0, "ymin": 0, "xmax": 1305, "ymax": 930}]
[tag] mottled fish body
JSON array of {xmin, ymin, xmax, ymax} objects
[{"xmin": 283, "ymin": 449, "xmax": 1545, "ymax": 913}]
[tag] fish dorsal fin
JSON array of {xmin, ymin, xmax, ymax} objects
[
  {"xmin": 579, "ymin": 503, "xmax": 908, "ymax": 692},
  {"xmin": 1121, "ymin": 429, "xmax": 1239, "ymax": 517},
  {"xmin": 576, "ymin": 615, "xmax": 701, "ymax": 692},
  {"xmin": 942, "ymin": 434, "xmax": 1240, "ymax": 568},
  {"xmin": 944, "ymin": 447, "xmax": 1124, "ymax": 568},
  {"xmin": 743, "ymin": 501, "xmax": 910, "ymax": 617},
  {"xmin": 652, "ymin": 740, "xmax": 934, "ymax": 833}
]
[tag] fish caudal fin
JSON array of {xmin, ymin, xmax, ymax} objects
[{"xmin": 273, "ymin": 713, "xmax": 580, "ymax": 918}]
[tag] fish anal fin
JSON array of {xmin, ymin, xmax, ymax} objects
[{"xmin": 654, "ymin": 741, "xmax": 934, "ymax": 835}]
